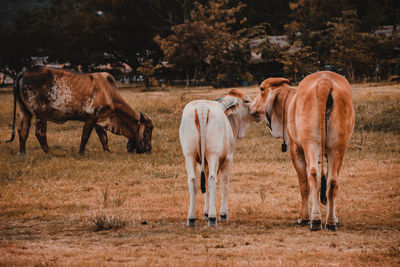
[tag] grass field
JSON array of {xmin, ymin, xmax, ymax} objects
[{"xmin": 0, "ymin": 82, "xmax": 399, "ymax": 266}]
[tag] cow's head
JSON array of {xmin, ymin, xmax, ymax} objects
[
  {"xmin": 216, "ymin": 89, "xmax": 256, "ymax": 138},
  {"xmin": 249, "ymin": 78, "xmax": 290, "ymax": 125},
  {"xmin": 127, "ymin": 113, "xmax": 153, "ymax": 154}
]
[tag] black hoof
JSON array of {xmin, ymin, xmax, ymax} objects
[
  {"xmin": 325, "ymin": 224, "xmax": 337, "ymax": 231},
  {"xmin": 220, "ymin": 214, "xmax": 228, "ymax": 222},
  {"xmin": 187, "ymin": 218, "xmax": 196, "ymax": 227},
  {"xmin": 204, "ymin": 213, "xmax": 209, "ymax": 221},
  {"xmin": 310, "ymin": 220, "xmax": 322, "ymax": 231},
  {"xmin": 208, "ymin": 217, "xmax": 217, "ymax": 227},
  {"xmin": 296, "ymin": 219, "xmax": 310, "ymax": 227}
]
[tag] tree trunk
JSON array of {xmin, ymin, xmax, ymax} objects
[
  {"xmin": 192, "ymin": 64, "xmax": 198, "ymax": 86},
  {"xmin": 186, "ymin": 68, "xmax": 190, "ymax": 87}
]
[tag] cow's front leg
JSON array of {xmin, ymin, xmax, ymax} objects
[
  {"xmin": 95, "ymin": 125, "xmax": 110, "ymax": 152},
  {"xmin": 219, "ymin": 154, "xmax": 233, "ymax": 222},
  {"xmin": 207, "ymin": 156, "xmax": 219, "ymax": 227},
  {"xmin": 79, "ymin": 118, "xmax": 96, "ymax": 154},
  {"xmin": 185, "ymin": 157, "xmax": 197, "ymax": 227},
  {"xmin": 35, "ymin": 117, "xmax": 49, "ymax": 153}
]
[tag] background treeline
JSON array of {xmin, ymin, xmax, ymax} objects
[{"xmin": 0, "ymin": 0, "xmax": 399, "ymax": 86}]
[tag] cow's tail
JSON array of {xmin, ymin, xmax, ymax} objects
[
  {"xmin": 196, "ymin": 103, "xmax": 209, "ymax": 194},
  {"xmin": 5, "ymin": 75, "xmax": 22, "ymax": 143},
  {"xmin": 316, "ymin": 78, "xmax": 333, "ymax": 206}
]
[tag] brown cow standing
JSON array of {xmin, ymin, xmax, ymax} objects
[
  {"xmin": 6, "ymin": 65, "xmax": 153, "ymax": 154},
  {"xmin": 250, "ymin": 71, "xmax": 355, "ymax": 231}
]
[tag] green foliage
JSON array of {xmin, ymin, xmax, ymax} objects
[
  {"xmin": 279, "ymin": 41, "xmax": 318, "ymax": 82},
  {"xmin": 155, "ymin": 0, "xmax": 264, "ymax": 88},
  {"xmin": 136, "ymin": 59, "xmax": 160, "ymax": 88}
]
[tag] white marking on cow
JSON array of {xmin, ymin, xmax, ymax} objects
[
  {"xmin": 49, "ymin": 77, "xmax": 72, "ymax": 111},
  {"xmin": 83, "ymin": 93, "xmax": 96, "ymax": 114}
]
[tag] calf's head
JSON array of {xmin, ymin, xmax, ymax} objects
[
  {"xmin": 127, "ymin": 113, "xmax": 153, "ymax": 154},
  {"xmin": 217, "ymin": 89, "xmax": 256, "ymax": 138}
]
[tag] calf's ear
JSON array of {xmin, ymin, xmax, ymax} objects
[{"xmin": 223, "ymin": 99, "xmax": 239, "ymax": 116}]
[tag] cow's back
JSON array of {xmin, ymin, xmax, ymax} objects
[
  {"xmin": 288, "ymin": 71, "xmax": 354, "ymax": 147},
  {"xmin": 20, "ymin": 66, "xmax": 117, "ymax": 123},
  {"xmin": 179, "ymin": 100, "xmax": 234, "ymax": 159}
]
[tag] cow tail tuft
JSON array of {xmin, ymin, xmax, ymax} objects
[
  {"xmin": 5, "ymin": 75, "xmax": 22, "ymax": 143},
  {"xmin": 320, "ymin": 174, "xmax": 327, "ymax": 205},
  {"xmin": 316, "ymin": 78, "xmax": 332, "ymax": 206},
  {"xmin": 197, "ymin": 103, "xmax": 209, "ymax": 194},
  {"xmin": 200, "ymin": 171, "xmax": 206, "ymax": 194}
]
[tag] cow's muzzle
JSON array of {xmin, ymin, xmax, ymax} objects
[{"xmin": 250, "ymin": 110, "xmax": 262, "ymax": 122}]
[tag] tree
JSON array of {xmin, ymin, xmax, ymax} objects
[
  {"xmin": 155, "ymin": 0, "xmax": 264, "ymax": 87},
  {"xmin": 279, "ymin": 41, "xmax": 318, "ymax": 83}
]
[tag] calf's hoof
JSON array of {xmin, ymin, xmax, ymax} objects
[
  {"xmin": 325, "ymin": 223, "xmax": 337, "ymax": 231},
  {"xmin": 310, "ymin": 220, "xmax": 322, "ymax": 231},
  {"xmin": 187, "ymin": 218, "xmax": 196, "ymax": 227},
  {"xmin": 220, "ymin": 214, "xmax": 228, "ymax": 222},
  {"xmin": 204, "ymin": 213, "xmax": 209, "ymax": 221},
  {"xmin": 296, "ymin": 219, "xmax": 310, "ymax": 227},
  {"xmin": 208, "ymin": 217, "xmax": 217, "ymax": 227}
]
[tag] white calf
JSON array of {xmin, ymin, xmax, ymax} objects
[{"xmin": 179, "ymin": 89, "xmax": 254, "ymax": 227}]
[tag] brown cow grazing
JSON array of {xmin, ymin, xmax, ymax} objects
[
  {"xmin": 250, "ymin": 71, "xmax": 355, "ymax": 231},
  {"xmin": 6, "ymin": 66, "xmax": 153, "ymax": 154}
]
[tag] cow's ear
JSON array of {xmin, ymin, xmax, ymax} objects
[
  {"xmin": 140, "ymin": 112, "xmax": 152, "ymax": 125},
  {"xmin": 223, "ymin": 99, "xmax": 239, "ymax": 116},
  {"xmin": 269, "ymin": 78, "xmax": 290, "ymax": 87}
]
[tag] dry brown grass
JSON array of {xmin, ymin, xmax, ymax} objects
[{"xmin": 0, "ymin": 83, "xmax": 399, "ymax": 266}]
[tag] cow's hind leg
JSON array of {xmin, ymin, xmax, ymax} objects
[
  {"xmin": 35, "ymin": 117, "xmax": 49, "ymax": 153},
  {"xmin": 95, "ymin": 125, "xmax": 110, "ymax": 152},
  {"xmin": 289, "ymin": 140, "xmax": 309, "ymax": 226},
  {"xmin": 18, "ymin": 108, "xmax": 32, "ymax": 154},
  {"xmin": 185, "ymin": 156, "xmax": 197, "ymax": 227},
  {"xmin": 207, "ymin": 155, "xmax": 219, "ymax": 227},
  {"xmin": 325, "ymin": 149, "xmax": 345, "ymax": 231},
  {"xmin": 79, "ymin": 118, "xmax": 96, "ymax": 154},
  {"xmin": 219, "ymin": 154, "xmax": 233, "ymax": 222},
  {"xmin": 203, "ymin": 168, "xmax": 209, "ymax": 221},
  {"xmin": 304, "ymin": 145, "xmax": 322, "ymax": 231}
]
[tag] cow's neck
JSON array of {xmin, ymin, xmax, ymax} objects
[
  {"xmin": 272, "ymin": 86, "xmax": 296, "ymax": 146},
  {"xmin": 227, "ymin": 113, "xmax": 247, "ymax": 140}
]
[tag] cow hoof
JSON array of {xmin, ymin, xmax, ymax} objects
[
  {"xmin": 208, "ymin": 217, "xmax": 217, "ymax": 227},
  {"xmin": 187, "ymin": 218, "xmax": 196, "ymax": 227},
  {"xmin": 310, "ymin": 220, "xmax": 322, "ymax": 231},
  {"xmin": 325, "ymin": 224, "xmax": 337, "ymax": 231},
  {"xmin": 296, "ymin": 219, "xmax": 310, "ymax": 227},
  {"xmin": 220, "ymin": 214, "xmax": 228, "ymax": 222},
  {"xmin": 204, "ymin": 213, "xmax": 209, "ymax": 221}
]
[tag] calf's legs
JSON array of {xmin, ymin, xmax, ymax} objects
[
  {"xmin": 185, "ymin": 157, "xmax": 197, "ymax": 227},
  {"xmin": 207, "ymin": 155, "xmax": 219, "ymax": 227},
  {"xmin": 219, "ymin": 155, "xmax": 233, "ymax": 222}
]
